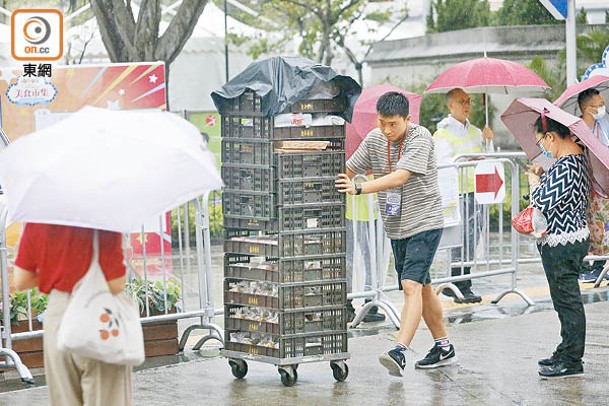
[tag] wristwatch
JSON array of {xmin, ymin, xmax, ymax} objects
[{"xmin": 355, "ymin": 184, "xmax": 362, "ymax": 195}]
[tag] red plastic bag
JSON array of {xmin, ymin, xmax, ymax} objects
[{"xmin": 512, "ymin": 206, "xmax": 548, "ymax": 238}]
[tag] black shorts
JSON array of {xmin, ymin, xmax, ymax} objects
[{"xmin": 391, "ymin": 228, "xmax": 443, "ymax": 287}]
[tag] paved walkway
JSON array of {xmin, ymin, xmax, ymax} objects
[{"xmin": 1, "ymin": 290, "xmax": 608, "ymax": 405}]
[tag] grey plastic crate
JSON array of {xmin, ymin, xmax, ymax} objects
[
  {"xmin": 224, "ymin": 204, "xmax": 345, "ymax": 232},
  {"xmin": 222, "ymin": 165, "xmax": 276, "ymax": 193},
  {"xmin": 222, "ymin": 139, "xmax": 274, "ymax": 166},
  {"xmin": 222, "ymin": 191, "xmax": 276, "ymax": 221},
  {"xmin": 224, "ymin": 254, "xmax": 346, "ymax": 284},
  {"xmin": 225, "ymin": 306, "xmax": 346, "ymax": 335},
  {"xmin": 276, "ymin": 151, "xmax": 344, "ymax": 179},
  {"xmin": 224, "ymin": 280, "xmax": 346, "ymax": 310},
  {"xmin": 278, "ymin": 178, "xmax": 344, "ymax": 205},
  {"xmin": 224, "ymin": 332, "xmax": 348, "ymax": 358},
  {"xmin": 222, "ymin": 115, "xmax": 345, "ymax": 141},
  {"xmin": 224, "ymin": 229, "xmax": 346, "ymax": 258}
]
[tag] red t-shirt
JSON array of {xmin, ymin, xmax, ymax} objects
[{"xmin": 15, "ymin": 223, "xmax": 126, "ymax": 294}]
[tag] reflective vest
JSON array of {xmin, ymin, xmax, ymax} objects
[{"xmin": 434, "ymin": 126, "xmax": 482, "ymax": 193}]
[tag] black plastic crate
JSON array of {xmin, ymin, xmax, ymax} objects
[
  {"xmin": 222, "ymin": 191, "xmax": 276, "ymax": 220},
  {"xmin": 222, "ymin": 115, "xmax": 345, "ymax": 141},
  {"xmin": 222, "ymin": 116, "xmax": 273, "ymax": 139},
  {"xmin": 222, "ymin": 139, "xmax": 273, "ymax": 166},
  {"xmin": 224, "ymin": 229, "xmax": 346, "ymax": 258},
  {"xmin": 224, "ymin": 332, "xmax": 348, "ymax": 358},
  {"xmin": 220, "ymin": 90, "xmax": 347, "ymax": 117},
  {"xmin": 278, "ymin": 178, "xmax": 344, "ymax": 205},
  {"xmin": 276, "ymin": 151, "xmax": 344, "ymax": 179},
  {"xmin": 224, "ymin": 204, "xmax": 344, "ymax": 232},
  {"xmin": 272, "ymin": 124, "xmax": 345, "ymax": 141},
  {"xmin": 222, "ymin": 165, "xmax": 275, "ymax": 193},
  {"xmin": 225, "ymin": 306, "xmax": 346, "ymax": 335},
  {"xmin": 280, "ymin": 98, "xmax": 347, "ymax": 114},
  {"xmin": 224, "ymin": 280, "xmax": 346, "ymax": 310},
  {"xmin": 224, "ymin": 254, "xmax": 346, "ymax": 284}
]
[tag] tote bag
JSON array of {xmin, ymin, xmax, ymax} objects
[{"xmin": 57, "ymin": 232, "xmax": 145, "ymax": 366}]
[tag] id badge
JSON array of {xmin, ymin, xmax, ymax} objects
[{"xmin": 385, "ymin": 191, "xmax": 402, "ymax": 216}]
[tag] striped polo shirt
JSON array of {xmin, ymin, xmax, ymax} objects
[{"xmin": 347, "ymin": 124, "xmax": 444, "ymax": 240}]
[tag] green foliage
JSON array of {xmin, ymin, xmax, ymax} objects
[
  {"xmin": 427, "ymin": 0, "xmax": 491, "ymax": 33},
  {"xmin": 125, "ymin": 277, "xmax": 181, "ymax": 315},
  {"xmin": 494, "ymin": 0, "xmax": 558, "ymax": 26},
  {"xmin": 576, "ymin": 28, "xmax": 609, "ymax": 77},
  {"xmin": 170, "ymin": 196, "xmax": 223, "ymax": 247},
  {"xmin": 576, "ymin": 8, "xmax": 588, "ymax": 24},
  {"xmin": 0, "ymin": 289, "xmax": 47, "ymax": 325},
  {"xmin": 526, "ymin": 56, "xmax": 565, "ymax": 102}
]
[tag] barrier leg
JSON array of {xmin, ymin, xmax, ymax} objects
[
  {"xmin": 0, "ymin": 347, "xmax": 35, "ymax": 384},
  {"xmin": 593, "ymin": 263, "xmax": 609, "ymax": 288},
  {"xmin": 178, "ymin": 321, "xmax": 224, "ymax": 351},
  {"xmin": 350, "ymin": 296, "xmax": 400, "ymax": 330},
  {"xmin": 491, "ymin": 288, "xmax": 535, "ymax": 306}
]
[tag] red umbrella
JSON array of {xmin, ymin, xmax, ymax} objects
[
  {"xmin": 500, "ymin": 97, "xmax": 609, "ymax": 194},
  {"xmin": 554, "ymin": 75, "xmax": 609, "ymax": 116},
  {"xmin": 346, "ymin": 84, "xmax": 421, "ymax": 159}
]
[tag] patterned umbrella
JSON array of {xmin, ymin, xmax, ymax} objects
[{"xmin": 554, "ymin": 75, "xmax": 609, "ymax": 116}]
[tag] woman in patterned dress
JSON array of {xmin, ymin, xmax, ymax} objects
[{"xmin": 526, "ymin": 115, "xmax": 590, "ymax": 379}]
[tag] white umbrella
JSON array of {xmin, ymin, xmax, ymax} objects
[{"xmin": 0, "ymin": 106, "xmax": 223, "ymax": 232}]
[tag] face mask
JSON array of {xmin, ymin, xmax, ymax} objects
[
  {"xmin": 593, "ymin": 106, "xmax": 606, "ymax": 120},
  {"xmin": 539, "ymin": 142, "xmax": 553, "ymax": 158}
]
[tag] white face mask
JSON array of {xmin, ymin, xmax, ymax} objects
[{"xmin": 592, "ymin": 105, "xmax": 606, "ymax": 120}]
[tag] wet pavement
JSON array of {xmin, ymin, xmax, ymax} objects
[{"xmin": 1, "ymin": 287, "xmax": 608, "ymax": 405}]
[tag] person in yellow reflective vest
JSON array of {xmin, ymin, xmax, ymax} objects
[
  {"xmin": 433, "ymin": 88, "xmax": 494, "ymax": 303},
  {"xmin": 345, "ymin": 175, "xmax": 385, "ymax": 323}
]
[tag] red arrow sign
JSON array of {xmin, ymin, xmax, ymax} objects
[{"xmin": 475, "ymin": 167, "xmax": 504, "ymax": 198}]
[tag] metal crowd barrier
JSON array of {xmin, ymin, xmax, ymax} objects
[
  {"xmin": 347, "ymin": 153, "xmax": 539, "ymax": 329},
  {"xmin": 0, "ymin": 192, "xmax": 222, "ymax": 383}
]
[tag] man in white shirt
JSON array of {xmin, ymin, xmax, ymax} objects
[{"xmin": 433, "ymin": 88, "xmax": 494, "ymax": 303}]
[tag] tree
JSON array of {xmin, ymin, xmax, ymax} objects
[
  {"xmin": 225, "ymin": 0, "xmax": 407, "ymax": 86},
  {"xmin": 68, "ymin": 0, "xmax": 209, "ymax": 70},
  {"xmin": 494, "ymin": 0, "xmax": 557, "ymax": 26},
  {"xmin": 427, "ymin": 0, "xmax": 491, "ymax": 33}
]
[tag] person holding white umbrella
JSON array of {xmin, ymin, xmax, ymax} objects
[
  {"xmin": 433, "ymin": 88, "xmax": 494, "ymax": 303},
  {"xmin": 14, "ymin": 226, "xmax": 132, "ymax": 406}
]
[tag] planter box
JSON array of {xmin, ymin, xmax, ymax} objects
[
  {"xmin": 7, "ymin": 320, "xmax": 44, "ymax": 369},
  {"xmin": 142, "ymin": 319, "xmax": 179, "ymax": 357}
]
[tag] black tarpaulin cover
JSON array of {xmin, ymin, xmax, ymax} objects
[{"xmin": 211, "ymin": 56, "xmax": 361, "ymax": 121}]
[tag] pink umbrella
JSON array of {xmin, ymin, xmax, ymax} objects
[
  {"xmin": 425, "ymin": 57, "xmax": 550, "ymax": 129},
  {"xmin": 554, "ymin": 75, "xmax": 609, "ymax": 116},
  {"xmin": 346, "ymin": 84, "xmax": 421, "ymax": 159},
  {"xmin": 426, "ymin": 57, "xmax": 550, "ymax": 95},
  {"xmin": 500, "ymin": 97, "xmax": 609, "ymax": 194}
]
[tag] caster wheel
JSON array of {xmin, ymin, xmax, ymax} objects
[
  {"xmin": 229, "ymin": 359, "xmax": 248, "ymax": 379},
  {"xmin": 331, "ymin": 361, "xmax": 349, "ymax": 382},
  {"xmin": 279, "ymin": 367, "xmax": 297, "ymax": 387}
]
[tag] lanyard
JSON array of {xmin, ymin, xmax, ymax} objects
[{"xmin": 387, "ymin": 138, "xmax": 405, "ymax": 172}]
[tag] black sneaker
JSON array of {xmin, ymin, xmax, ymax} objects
[
  {"xmin": 415, "ymin": 344, "xmax": 456, "ymax": 369},
  {"xmin": 538, "ymin": 351, "xmax": 561, "ymax": 367},
  {"xmin": 455, "ymin": 288, "xmax": 482, "ymax": 304},
  {"xmin": 379, "ymin": 348, "xmax": 406, "ymax": 376},
  {"xmin": 539, "ymin": 361, "xmax": 584, "ymax": 379}
]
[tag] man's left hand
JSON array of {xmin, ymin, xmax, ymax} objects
[{"xmin": 335, "ymin": 173, "xmax": 356, "ymax": 195}]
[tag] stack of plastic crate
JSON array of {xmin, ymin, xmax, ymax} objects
[{"xmin": 220, "ymin": 90, "xmax": 350, "ymax": 386}]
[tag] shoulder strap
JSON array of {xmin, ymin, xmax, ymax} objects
[{"xmin": 92, "ymin": 230, "xmax": 99, "ymax": 264}]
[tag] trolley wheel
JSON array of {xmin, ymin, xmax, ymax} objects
[
  {"xmin": 279, "ymin": 366, "xmax": 298, "ymax": 387},
  {"xmin": 229, "ymin": 359, "xmax": 248, "ymax": 379},
  {"xmin": 330, "ymin": 361, "xmax": 349, "ymax": 382}
]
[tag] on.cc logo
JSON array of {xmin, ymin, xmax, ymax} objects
[{"xmin": 23, "ymin": 16, "xmax": 52, "ymax": 45}]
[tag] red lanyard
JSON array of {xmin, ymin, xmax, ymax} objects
[{"xmin": 387, "ymin": 139, "xmax": 405, "ymax": 172}]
